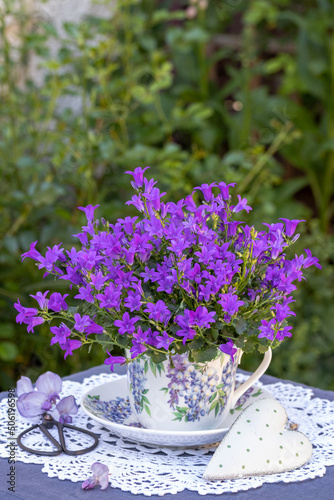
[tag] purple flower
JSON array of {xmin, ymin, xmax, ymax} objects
[
  {"xmin": 219, "ymin": 339, "xmax": 237, "ymax": 361},
  {"xmin": 35, "ymin": 371, "xmax": 62, "ymax": 403},
  {"xmin": 118, "ymin": 216, "xmax": 138, "ymax": 234},
  {"xmin": 59, "ymin": 339, "xmax": 82, "ymax": 358},
  {"xmin": 144, "ymin": 300, "xmax": 171, "ymax": 324},
  {"xmin": 74, "ymin": 284, "xmax": 95, "ymax": 303},
  {"xmin": 14, "ymin": 299, "xmax": 44, "ymax": 333},
  {"xmin": 194, "ymin": 182, "xmax": 217, "ymax": 202},
  {"xmin": 114, "ymin": 312, "xmax": 140, "ymax": 335},
  {"xmin": 96, "ymin": 283, "xmax": 122, "ymax": 310},
  {"xmin": 74, "ymin": 313, "xmax": 91, "ymax": 333},
  {"xmin": 56, "ymin": 395, "xmax": 78, "ymax": 424},
  {"xmin": 143, "ymin": 187, "xmax": 166, "ymax": 211},
  {"xmin": 125, "ymin": 194, "xmax": 145, "ymax": 212},
  {"xmin": 104, "ymin": 351, "xmax": 126, "ymax": 372},
  {"xmin": 48, "ymin": 292, "xmax": 69, "ymax": 312},
  {"xmin": 155, "ymin": 331, "xmax": 174, "ymax": 349},
  {"xmin": 124, "ymin": 290, "xmax": 142, "ymax": 311},
  {"xmin": 82, "ymin": 462, "xmax": 110, "ymax": 490},
  {"xmin": 78, "ymin": 204, "xmax": 100, "ymax": 222},
  {"xmin": 38, "ymin": 244, "xmax": 65, "ymax": 272},
  {"xmin": 217, "ymin": 182, "xmax": 236, "ymax": 200},
  {"xmin": 50, "ymin": 323, "xmax": 72, "ymax": 345},
  {"xmin": 30, "ymin": 290, "xmax": 49, "ymax": 309},
  {"xmin": 130, "ymin": 341, "xmax": 147, "ymax": 358},
  {"xmin": 21, "ymin": 241, "xmax": 43, "ymax": 263},
  {"xmin": 90, "ymin": 270, "xmax": 108, "ymax": 291},
  {"xmin": 232, "ymin": 195, "xmax": 252, "ymax": 214},
  {"xmin": 279, "ymin": 218, "xmax": 305, "ymax": 237},
  {"xmin": 258, "ymin": 318, "xmax": 277, "ymax": 341},
  {"xmin": 143, "ymin": 177, "xmax": 158, "ymax": 193},
  {"xmin": 302, "ymin": 249, "xmax": 322, "ymax": 269},
  {"xmin": 218, "ymin": 293, "xmax": 244, "ymax": 316},
  {"xmin": 83, "ymin": 318, "xmax": 104, "ymax": 336},
  {"xmin": 16, "ymin": 371, "xmax": 63, "ymax": 418},
  {"xmin": 271, "ymin": 301, "xmax": 296, "ymax": 322},
  {"xmin": 16, "ymin": 376, "xmax": 34, "ymax": 397},
  {"xmin": 125, "ymin": 166, "xmax": 150, "ymax": 189},
  {"xmin": 17, "ymin": 391, "xmax": 51, "ymax": 418}
]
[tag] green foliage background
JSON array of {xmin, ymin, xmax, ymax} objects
[{"xmin": 0, "ymin": 0, "xmax": 333, "ymax": 389}]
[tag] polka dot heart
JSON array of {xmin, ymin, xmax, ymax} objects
[{"xmin": 203, "ymin": 397, "xmax": 313, "ymax": 480}]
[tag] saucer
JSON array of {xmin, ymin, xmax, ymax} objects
[{"xmin": 81, "ymin": 375, "xmax": 272, "ymax": 447}]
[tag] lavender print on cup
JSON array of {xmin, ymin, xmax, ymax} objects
[{"xmin": 127, "ymin": 348, "xmax": 271, "ymax": 431}]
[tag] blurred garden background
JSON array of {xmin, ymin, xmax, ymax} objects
[{"xmin": 0, "ymin": 0, "xmax": 333, "ymax": 391}]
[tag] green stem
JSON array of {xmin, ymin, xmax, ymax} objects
[{"xmin": 238, "ymin": 121, "xmax": 293, "ymax": 193}]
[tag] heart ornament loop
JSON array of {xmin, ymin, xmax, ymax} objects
[{"xmin": 203, "ymin": 398, "xmax": 313, "ymax": 480}]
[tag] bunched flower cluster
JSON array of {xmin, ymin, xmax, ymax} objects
[{"xmin": 14, "ymin": 167, "xmax": 321, "ymax": 369}]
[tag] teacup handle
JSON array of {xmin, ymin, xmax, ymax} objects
[{"xmin": 230, "ymin": 347, "xmax": 272, "ymax": 410}]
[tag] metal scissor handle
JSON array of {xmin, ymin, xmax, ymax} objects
[{"xmin": 17, "ymin": 413, "xmax": 99, "ymax": 456}]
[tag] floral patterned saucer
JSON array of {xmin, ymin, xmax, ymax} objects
[{"xmin": 81, "ymin": 375, "xmax": 273, "ymax": 447}]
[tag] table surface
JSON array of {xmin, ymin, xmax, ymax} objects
[{"xmin": 1, "ymin": 364, "xmax": 333, "ymax": 500}]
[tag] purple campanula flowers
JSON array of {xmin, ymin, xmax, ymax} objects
[
  {"xmin": 219, "ymin": 339, "xmax": 238, "ymax": 361},
  {"xmin": 78, "ymin": 204, "xmax": 100, "ymax": 222},
  {"xmin": 48, "ymin": 292, "xmax": 69, "ymax": 312},
  {"xmin": 114, "ymin": 312, "xmax": 140, "ymax": 335},
  {"xmin": 104, "ymin": 351, "xmax": 126, "ymax": 371},
  {"xmin": 125, "ymin": 166, "xmax": 150, "ymax": 189},
  {"xmin": 218, "ymin": 293, "xmax": 244, "ymax": 316},
  {"xmin": 279, "ymin": 218, "xmax": 305, "ymax": 237},
  {"xmin": 144, "ymin": 300, "xmax": 171, "ymax": 324},
  {"xmin": 15, "ymin": 167, "xmax": 321, "ymax": 366}
]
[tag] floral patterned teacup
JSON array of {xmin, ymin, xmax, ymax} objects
[{"xmin": 127, "ymin": 348, "xmax": 272, "ymax": 431}]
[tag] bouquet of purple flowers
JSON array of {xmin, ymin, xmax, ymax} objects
[{"xmin": 15, "ymin": 167, "xmax": 321, "ymax": 369}]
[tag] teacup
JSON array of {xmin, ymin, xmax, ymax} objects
[{"xmin": 127, "ymin": 348, "xmax": 272, "ymax": 431}]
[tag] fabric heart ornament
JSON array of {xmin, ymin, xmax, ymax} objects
[{"xmin": 203, "ymin": 397, "xmax": 312, "ymax": 480}]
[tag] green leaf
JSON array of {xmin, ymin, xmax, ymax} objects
[
  {"xmin": 176, "ymin": 406, "xmax": 188, "ymax": 414},
  {"xmin": 144, "ymin": 405, "xmax": 151, "ymax": 416},
  {"xmin": 142, "ymin": 396, "xmax": 150, "ymax": 404},
  {"xmin": 149, "ymin": 352, "xmax": 167, "ymax": 364},
  {"xmin": 210, "ymin": 328, "xmax": 219, "ymax": 341},
  {"xmin": 188, "ymin": 338, "xmax": 205, "ymax": 350},
  {"xmin": 257, "ymin": 344, "xmax": 270, "ymax": 354},
  {"xmin": 209, "ymin": 400, "xmax": 219, "ymax": 413},
  {"xmin": 149, "ymin": 358, "xmax": 157, "ymax": 377},
  {"xmin": 233, "ymin": 318, "xmax": 248, "ymax": 335},
  {"xmin": 192, "ymin": 346, "xmax": 218, "ymax": 363},
  {"xmin": 209, "ymin": 392, "xmax": 217, "ymax": 403}
]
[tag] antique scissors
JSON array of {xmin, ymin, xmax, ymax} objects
[{"xmin": 17, "ymin": 413, "xmax": 99, "ymax": 456}]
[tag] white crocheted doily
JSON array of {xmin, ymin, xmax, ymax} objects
[{"xmin": 1, "ymin": 372, "xmax": 333, "ymax": 496}]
